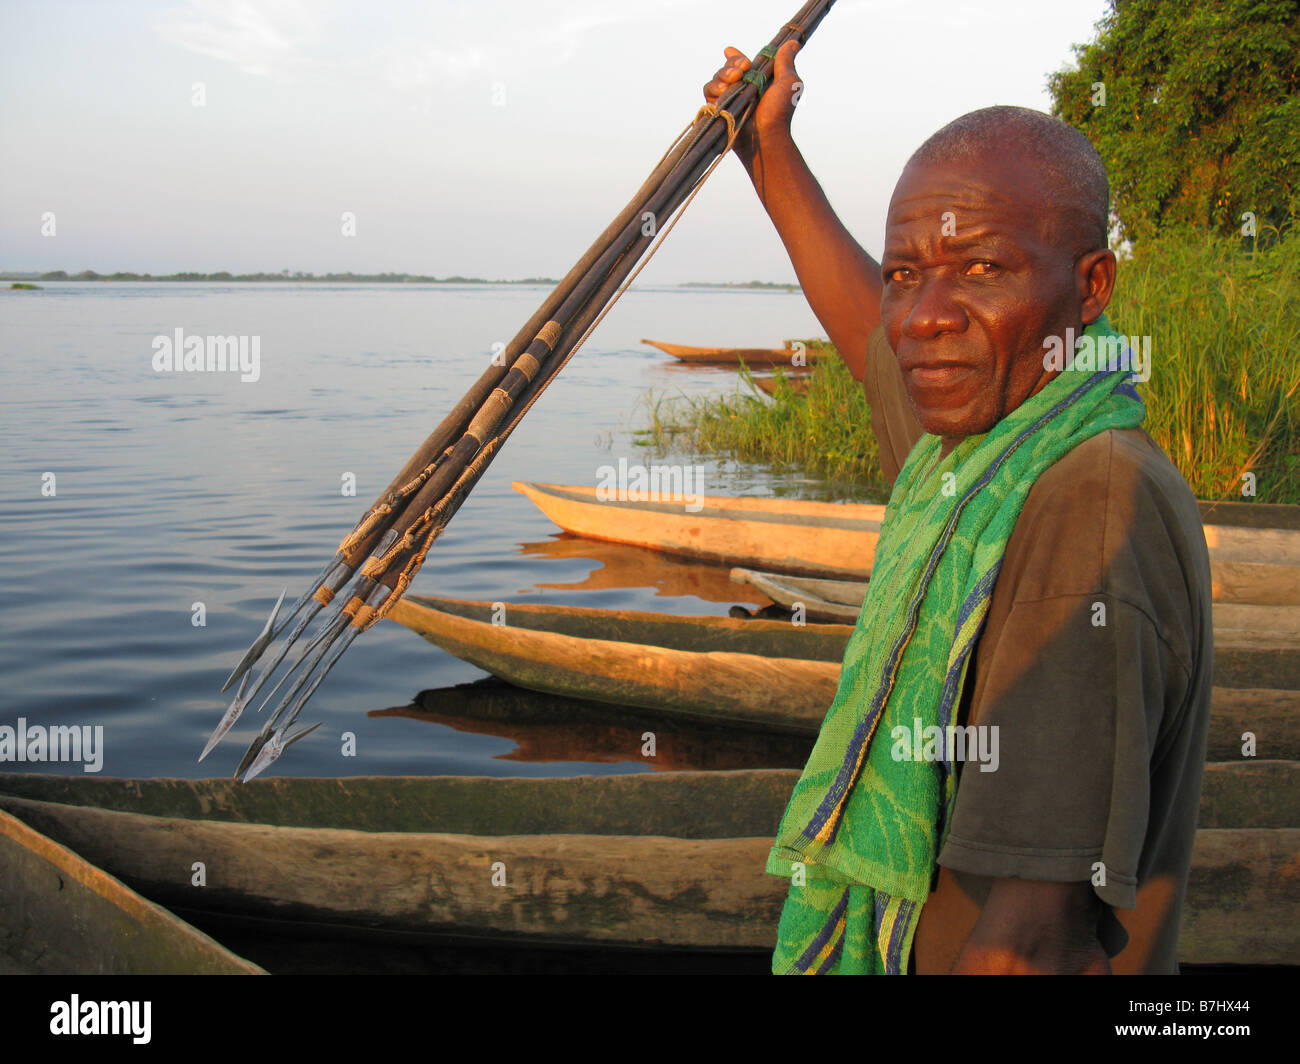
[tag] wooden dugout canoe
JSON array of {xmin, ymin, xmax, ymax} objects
[
  {"xmin": 1197, "ymin": 499, "xmax": 1300, "ymax": 531},
  {"xmin": 0, "ymin": 768, "xmax": 1292, "ymax": 965},
  {"xmin": 0, "ymin": 806, "xmax": 263, "ymax": 975},
  {"xmin": 515, "ymin": 482, "xmax": 1300, "ymax": 600},
  {"xmin": 731, "ymin": 567, "xmax": 868, "ymax": 624},
  {"xmin": 753, "ymin": 375, "xmax": 810, "ymax": 397},
  {"xmin": 388, "ymin": 595, "xmax": 1300, "ymax": 744},
  {"xmin": 732, "ymin": 566, "xmax": 1300, "ymax": 628},
  {"xmin": 389, "ymin": 594, "xmax": 846, "ymax": 733},
  {"xmin": 641, "ymin": 338, "xmax": 820, "ymax": 367},
  {"xmin": 513, "ymin": 481, "xmax": 886, "ymax": 580}
]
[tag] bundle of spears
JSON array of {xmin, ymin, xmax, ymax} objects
[{"xmin": 202, "ymin": 0, "xmax": 839, "ymax": 780}]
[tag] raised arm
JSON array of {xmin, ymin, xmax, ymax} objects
[{"xmin": 704, "ymin": 42, "xmax": 881, "ymax": 381}]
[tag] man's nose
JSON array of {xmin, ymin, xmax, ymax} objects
[{"xmin": 902, "ymin": 274, "xmax": 967, "ymax": 340}]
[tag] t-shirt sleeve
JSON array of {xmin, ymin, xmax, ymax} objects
[{"xmin": 935, "ymin": 591, "xmax": 1185, "ymax": 912}]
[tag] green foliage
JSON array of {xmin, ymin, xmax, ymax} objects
[
  {"xmin": 1110, "ymin": 232, "xmax": 1299, "ymax": 502},
  {"xmin": 638, "ymin": 349, "xmax": 889, "ymax": 500},
  {"xmin": 1049, "ymin": 0, "xmax": 1300, "ymax": 243},
  {"xmin": 640, "ymin": 235, "xmax": 1299, "ymax": 504}
]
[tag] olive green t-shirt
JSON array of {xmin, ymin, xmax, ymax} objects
[{"xmin": 861, "ymin": 326, "xmax": 1214, "ymax": 974}]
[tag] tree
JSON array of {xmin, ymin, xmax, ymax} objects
[{"xmin": 1049, "ymin": 0, "xmax": 1299, "ymax": 244}]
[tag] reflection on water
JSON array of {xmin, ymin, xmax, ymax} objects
[
  {"xmin": 371, "ymin": 678, "xmax": 814, "ymax": 772},
  {"xmin": 516, "ymin": 534, "xmax": 771, "ymax": 605}
]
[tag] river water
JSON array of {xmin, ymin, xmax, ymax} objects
[{"xmin": 0, "ymin": 281, "xmax": 865, "ymax": 780}]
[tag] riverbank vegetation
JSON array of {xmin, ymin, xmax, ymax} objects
[{"xmin": 638, "ymin": 233, "xmax": 1299, "ymax": 505}]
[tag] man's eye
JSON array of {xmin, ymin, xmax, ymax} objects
[
  {"xmin": 885, "ymin": 267, "xmax": 914, "ymax": 283},
  {"xmin": 966, "ymin": 260, "xmax": 999, "ymax": 276}
]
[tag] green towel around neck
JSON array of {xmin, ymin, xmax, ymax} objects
[{"xmin": 766, "ymin": 316, "xmax": 1146, "ymax": 974}]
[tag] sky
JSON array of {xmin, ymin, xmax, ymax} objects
[{"xmin": 0, "ymin": 0, "xmax": 1110, "ymax": 284}]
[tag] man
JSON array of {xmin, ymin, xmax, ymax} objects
[{"xmin": 705, "ymin": 43, "xmax": 1213, "ymax": 974}]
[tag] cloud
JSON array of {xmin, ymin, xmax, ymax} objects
[
  {"xmin": 380, "ymin": 1, "xmax": 691, "ymax": 93},
  {"xmin": 153, "ymin": 0, "xmax": 695, "ymax": 97},
  {"xmin": 154, "ymin": 0, "xmax": 322, "ymax": 82}
]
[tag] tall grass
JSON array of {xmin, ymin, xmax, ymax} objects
[
  {"xmin": 1109, "ymin": 233, "xmax": 1299, "ymax": 502},
  {"xmin": 637, "ymin": 341, "xmax": 890, "ymax": 500},
  {"xmin": 640, "ymin": 236, "xmax": 1300, "ymax": 504}
]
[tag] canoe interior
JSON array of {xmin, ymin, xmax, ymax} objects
[
  {"xmin": 172, "ymin": 910, "xmax": 778, "ymax": 974},
  {"xmin": 1197, "ymin": 499, "xmax": 1300, "ymax": 531},
  {"xmin": 1215, "ymin": 643, "xmax": 1300, "ymax": 690},
  {"xmin": 0, "ymin": 760, "xmax": 1288, "ymax": 835},
  {"xmin": 0, "ymin": 770, "xmax": 801, "ymax": 839},
  {"xmin": 402, "ymin": 593, "xmax": 1297, "ymax": 689},
  {"xmin": 517, "ymin": 480, "xmax": 885, "ymax": 525},
  {"xmin": 405, "ymin": 594, "xmax": 853, "ymax": 663},
  {"xmin": 0, "ymin": 764, "xmax": 1292, "ymax": 969},
  {"xmin": 0, "ymin": 808, "xmax": 264, "ymax": 975},
  {"xmin": 731, "ymin": 568, "xmax": 866, "ymax": 608}
]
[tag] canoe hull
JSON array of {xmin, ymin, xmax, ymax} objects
[
  {"xmin": 515, "ymin": 483, "xmax": 1300, "ymax": 597},
  {"xmin": 389, "ymin": 594, "xmax": 1300, "ymax": 734},
  {"xmin": 642, "ymin": 338, "xmax": 820, "ymax": 367},
  {"xmin": 390, "ymin": 596, "xmax": 840, "ymax": 733},
  {"xmin": 0, "ymin": 770, "xmax": 1293, "ymax": 965},
  {"xmin": 513, "ymin": 481, "xmax": 884, "ymax": 580}
]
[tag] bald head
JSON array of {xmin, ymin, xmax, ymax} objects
[{"xmin": 906, "ymin": 106, "xmax": 1109, "ymax": 257}]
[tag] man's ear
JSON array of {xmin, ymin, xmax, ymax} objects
[{"xmin": 1077, "ymin": 249, "xmax": 1117, "ymax": 325}]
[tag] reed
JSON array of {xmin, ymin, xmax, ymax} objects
[
  {"xmin": 1110, "ymin": 232, "xmax": 1299, "ymax": 503},
  {"xmin": 638, "ymin": 348, "xmax": 889, "ymax": 499},
  {"xmin": 642, "ymin": 234, "xmax": 1299, "ymax": 505}
]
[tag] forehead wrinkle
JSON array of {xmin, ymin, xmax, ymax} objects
[
  {"xmin": 887, "ymin": 191, "xmax": 1041, "ymax": 242},
  {"xmin": 885, "ymin": 205, "xmax": 1031, "ymax": 258},
  {"xmin": 891, "ymin": 179, "xmax": 1049, "ymax": 216}
]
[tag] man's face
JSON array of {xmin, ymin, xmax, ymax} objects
[{"xmin": 880, "ymin": 152, "xmax": 1083, "ymax": 442}]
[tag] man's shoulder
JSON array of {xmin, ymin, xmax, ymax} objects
[
  {"xmin": 1002, "ymin": 427, "xmax": 1211, "ymax": 619},
  {"xmin": 1031, "ymin": 427, "xmax": 1197, "ymax": 522}
]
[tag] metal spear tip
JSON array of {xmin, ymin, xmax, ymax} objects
[
  {"xmin": 240, "ymin": 733, "xmax": 283, "ymax": 783},
  {"xmin": 240, "ymin": 721, "xmax": 320, "ymax": 782},
  {"xmin": 198, "ymin": 671, "xmax": 252, "ymax": 763},
  {"xmin": 220, "ymin": 587, "xmax": 289, "ymax": 692},
  {"xmin": 233, "ymin": 725, "xmax": 272, "ymax": 779},
  {"xmin": 284, "ymin": 720, "xmax": 322, "ymax": 749}
]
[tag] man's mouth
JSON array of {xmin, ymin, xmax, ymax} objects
[{"xmin": 902, "ymin": 362, "xmax": 975, "ymax": 388}]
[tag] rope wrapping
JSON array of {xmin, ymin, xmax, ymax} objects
[{"xmin": 210, "ymin": 0, "xmax": 842, "ymax": 774}]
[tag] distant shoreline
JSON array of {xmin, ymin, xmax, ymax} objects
[{"xmin": 1, "ymin": 270, "xmax": 801, "ymax": 291}]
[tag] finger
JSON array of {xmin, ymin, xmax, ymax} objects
[
  {"xmin": 704, "ymin": 63, "xmax": 747, "ymax": 99},
  {"xmin": 707, "ymin": 57, "xmax": 747, "ymax": 85},
  {"xmin": 721, "ymin": 49, "xmax": 750, "ymax": 74},
  {"xmin": 773, "ymin": 39, "xmax": 800, "ymax": 83},
  {"xmin": 706, "ymin": 48, "xmax": 750, "ymax": 101}
]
